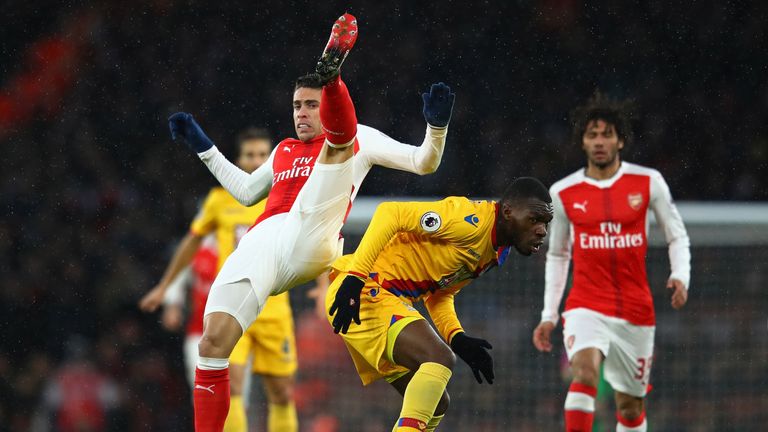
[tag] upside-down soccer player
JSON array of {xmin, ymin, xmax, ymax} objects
[
  {"xmin": 165, "ymin": 14, "xmax": 457, "ymax": 431},
  {"xmin": 139, "ymin": 128, "xmax": 306, "ymax": 432},
  {"xmin": 327, "ymin": 178, "xmax": 554, "ymax": 432},
  {"xmin": 532, "ymin": 92, "xmax": 691, "ymax": 432}
]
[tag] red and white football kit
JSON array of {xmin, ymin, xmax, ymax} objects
[
  {"xmin": 542, "ymin": 162, "xmax": 690, "ymax": 397},
  {"xmin": 197, "ymin": 121, "xmax": 447, "ymax": 331}
]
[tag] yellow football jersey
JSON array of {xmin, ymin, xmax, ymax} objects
[
  {"xmin": 190, "ymin": 187, "xmax": 266, "ymax": 271},
  {"xmin": 332, "ymin": 197, "xmax": 510, "ymax": 342}
]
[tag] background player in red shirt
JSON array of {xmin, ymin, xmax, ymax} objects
[{"xmin": 532, "ymin": 92, "xmax": 691, "ymax": 432}]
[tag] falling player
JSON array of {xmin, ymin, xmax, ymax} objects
[
  {"xmin": 163, "ymin": 13, "xmax": 456, "ymax": 431},
  {"xmin": 532, "ymin": 92, "xmax": 691, "ymax": 432},
  {"xmin": 327, "ymin": 178, "xmax": 553, "ymax": 432},
  {"xmin": 139, "ymin": 128, "xmax": 306, "ymax": 432}
]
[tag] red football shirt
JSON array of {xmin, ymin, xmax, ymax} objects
[{"xmin": 542, "ymin": 162, "xmax": 690, "ymax": 326}]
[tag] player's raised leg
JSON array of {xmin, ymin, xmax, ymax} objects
[
  {"xmin": 387, "ymin": 320, "xmax": 456, "ymax": 432},
  {"xmin": 565, "ymin": 348, "xmax": 602, "ymax": 432},
  {"xmin": 316, "ymin": 12, "xmax": 358, "ymax": 161},
  {"xmin": 285, "ymin": 13, "xmax": 360, "ymax": 274}
]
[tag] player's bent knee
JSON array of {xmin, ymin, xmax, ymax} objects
[
  {"xmin": 570, "ymin": 362, "xmax": 599, "ymax": 386},
  {"xmin": 268, "ymin": 386, "xmax": 293, "ymax": 406},
  {"xmin": 198, "ymin": 313, "xmax": 243, "ymax": 358},
  {"xmin": 431, "ymin": 345, "xmax": 456, "ymax": 371},
  {"xmin": 264, "ymin": 377, "xmax": 294, "ymax": 405}
]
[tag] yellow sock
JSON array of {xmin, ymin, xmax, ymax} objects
[
  {"xmin": 268, "ymin": 402, "xmax": 298, "ymax": 432},
  {"xmin": 223, "ymin": 395, "xmax": 247, "ymax": 432},
  {"xmin": 392, "ymin": 362, "xmax": 452, "ymax": 432},
  {"xmin": 426, "ymin": 414, "xmax": 444, "ymax": 431}
]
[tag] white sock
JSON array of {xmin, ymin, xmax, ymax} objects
[{"xmin": 197, "ymin": 356, "xmax": 228, "ymax": 370}]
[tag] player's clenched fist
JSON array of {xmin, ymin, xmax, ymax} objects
[
  {"xmin": 450, "ymin": 332, "xmax": 494, "ymax": 384},
  {"xmin": 532, "ymin": 321, "xmax": 556, "ymax": 353},
  {"xmin": 328, "ymin": 275, "xmax": 365, "ymax": 334},
  {"xmin": 168, "ymin": 112, "xmax": 215, "ymax": 153},
  {"xmin": 422, "ymin": 82, "xmax": 455, "ymax": 128}
]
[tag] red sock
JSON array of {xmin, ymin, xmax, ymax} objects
[
  {"xmin": 617, "ymin": 410, "xmax": 647, "ymax": 431},
  {"xmin": 320, "ymin": 76, "xmax": 357, "ymax": 145},
  {"xmin": 193, "ymin": 367, "xmax": 230, "ymax": 432},
  {"xmin": 564, "ymin": 382, "xmax": 597, "ymax": 432}
]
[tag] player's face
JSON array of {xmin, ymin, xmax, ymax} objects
[
  {"xmin": 237, "ymin": 139, "xmax": 271, "ymax": 173},
  {"xmin": 582, "ymin": 119, "xmax": 623, "ymax": 168},
  {"xmin": 505, "ymin": 199, "xmax": 553, "ymax": 256},
  {"xmin": 293, "ymin": 87, "xmax": 323, "ymax": 142}
]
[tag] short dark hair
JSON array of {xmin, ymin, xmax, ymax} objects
[
  {"xmin": 501, "ymin": 177, "xmax": 551, "ymax": 205},
  {"xmin": 294, "ymin": 73, "xmax": 323, "ymax": 90},
  {"xmin": 236, "ymin": 127, "xmax": 271, "ymax": 154},
  {"xmin": 570, "ymin": 90, "xmax": 633, "ymax": 147}
]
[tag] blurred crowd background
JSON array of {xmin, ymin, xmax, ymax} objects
[{"xmin": 1, "ymin": 1, "xmax": 766, "ymax": 431}]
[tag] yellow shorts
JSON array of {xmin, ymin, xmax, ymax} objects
[
  {"xmin": 326, "ymin": 272, "xmax": 424, "ymax": 385},
  {"xmin": 229, "ymin": 292, "xmax": 297, "ymax": 376}
]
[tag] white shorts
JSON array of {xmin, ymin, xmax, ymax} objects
[
  {"xmin": 562, "ymin": 308, "xmax": 655, "ymax": 397},
  {"xmin": 184, "ymin": 334, "xmax": 202, "ymax": 387},
  {"xmin": 205, "ymin": 159, "xmax": 352, "ymax": 331}
]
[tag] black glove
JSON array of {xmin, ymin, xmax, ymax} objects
[
  {"xmin": 450, "ymin": 332, "xmax": 494, "ymax": 384},
  {"xmin": 328, "ymin": 275, "xmax": 365, "ymax": 334},
  {"xmin": 168, "ymin": 112, "xmax": 215, "ymax": 153},
  {"xmin": 422, "ymin": 82, "xmax": 455, "ymax": 128}
]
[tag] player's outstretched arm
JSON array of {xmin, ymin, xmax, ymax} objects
[
  {"xmin": 422, "ymin": 82, "xmax": 455, "ymax": 129},
  {"xmin": 139, "ymin": 231, "xmax": 202, "ymax": 312},
  {"xmin": 346, "ymin": 200, "xmax": 460, "ymax": 280},
  {"xmin": 167, "ymin": 113, "xmax": 273, "ymax": 205},
  {"xmin": 357, "ymin": 83, "xmax": 454, "ymax": 175}
]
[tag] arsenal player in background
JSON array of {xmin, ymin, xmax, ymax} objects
[{"xmin": 532, "ymin": 92, "xmax": 691, "ymax": 432}]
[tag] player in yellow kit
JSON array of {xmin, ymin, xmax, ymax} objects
[
  {"xmin": 327, "ymin": 177, "xmax": 554, "ymax": 431},
  {"xmin": 140, "ymin": 128, "xmax": 301, "ymax": 432}
]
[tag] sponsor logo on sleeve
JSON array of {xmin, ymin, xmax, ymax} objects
[
  {"xmin": 463, "ymin": 213, "xmax": 480, "ymax": 227},
  {"xmin": 420, "ymin": 211, "xmax": 442, "ymax": 233}
]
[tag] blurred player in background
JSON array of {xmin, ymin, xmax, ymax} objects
[
  {"xmin": 532, "ymin": 92, "xmax": 691, "ymax": 432},
  {"xmin": 327, "ymin": 178, "xmax": 553, "ymax": 432},
  {"xmin": 140, "ymin": 128, "xmax": 305, "ymax": 432},
  {"xmin": 162, "ymin": 13, "xmax": 456, "ymax": 431},
  {"xmin": 157, "ymin": 235, "xmax": 218, "ymax": 385}
]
